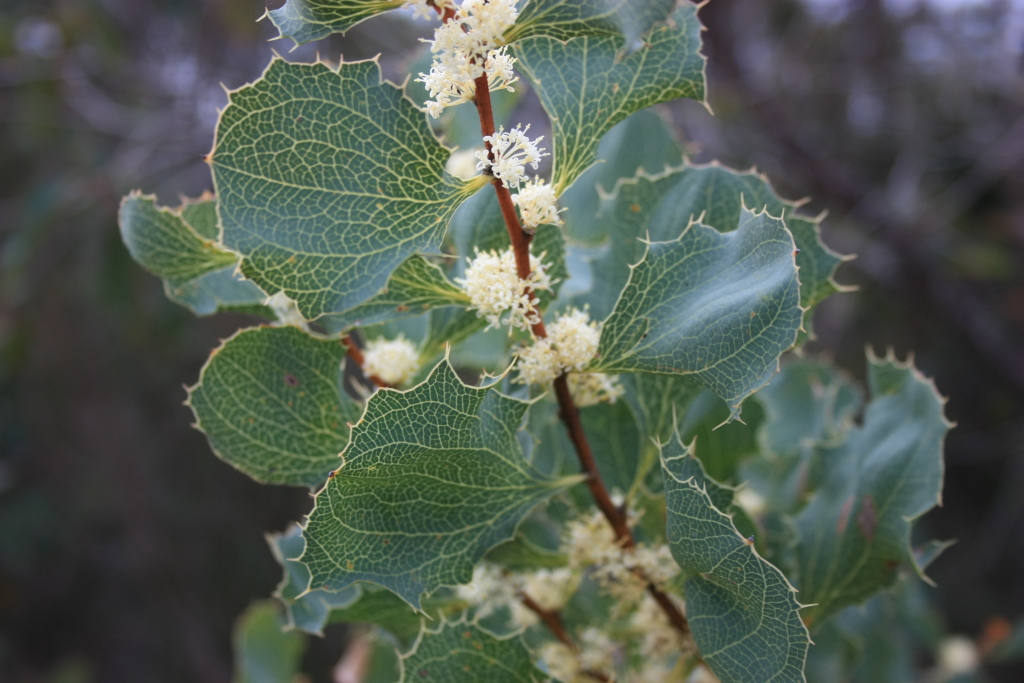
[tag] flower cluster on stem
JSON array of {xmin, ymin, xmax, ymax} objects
[
  {"xmin": 416, "ymin": 0, "xmax": 520, "ymax": 118},
  {"xmin": 361, "ymin": 335, "xmax": 420, "ymax": 386},
  {"xmin": 457, "ymin": 246, "xmax": 552, "ymax": 332}
]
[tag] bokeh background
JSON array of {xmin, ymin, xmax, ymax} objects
[{"xmin": 1, "ymin": 0, "xmax": 1023, "ymax": 681}]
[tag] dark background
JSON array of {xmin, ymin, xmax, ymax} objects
[{"xmin": 1, "ymin": 0, "xmax": 1022, "ymax": 681}]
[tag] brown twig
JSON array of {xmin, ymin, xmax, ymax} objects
[
  {"xmin": 340, "ymin": 335, "xmax": 388, "ymax": 388},
  {"xmin": 518, "ymin": 593, "xmax": 611, "ymax": 683}
]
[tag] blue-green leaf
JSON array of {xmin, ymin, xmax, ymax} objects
[
  {"xmin": 593, "ymin": 209, "xmax": 803, "ymax": 416},
  {"xmin": 399, "ymin": 615, "xmax": 548, "ymax": 683},
  {"xmin": 507, "ymin": 0, "xmax": 678, "ymax": 43},
  {"xmin": 211, "ymin": 58, "xmax": 484, "ymax": 322},
  {"xmin": 187, "ymin": 326, "xmax": 363, "ymax": 487},
  {"xmin": 515, "ymin": 3, "xmax": 705, "ymax": 194},
  {"xmin": 793, "ymin": 352, "xmax": 950, "ymax": 627},
  {"xmin": 300, "ymin": 359, "xmax": 583, "ymax": 607},
  {"xmin": 118, "ymin": 192, "xmax": 267, "ymax": 316},
  {"xmin": 662, "ymin": 435, "xmax": 809, "ymax": 683},
  {"xmin": 268, "ymin": 0, "xmax": 405, "ymax": 46},
  {"xmin": 232, "ymin": 601, "xmax": 306, "ymax": 683}
]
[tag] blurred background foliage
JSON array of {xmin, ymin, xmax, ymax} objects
[{"xmin": 0, "ymin": 0, "xmax": 1022, "ymax": 681}]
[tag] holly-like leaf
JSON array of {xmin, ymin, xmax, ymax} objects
[
  {"xmin": 579, "ymin": 164, "xmax": 847, "ymax": 327},
  {"xmin": 399, "ymin": 615, "xmax": 546, "ymax": 683},
  {"xmin": 514, "ymin": 3, "xmax": 704, "ymax": 194},
  {"xmin": 560, "ymin": 109, "xmax": 683, "ymax": 246},
  {"xmin": 187, "ymin": 326, "xmax": 363, "ymax": 488},
  {"xmin": 793, "ymin": 352, "xmax": 950, "ymax": 627},
  {"xmin": 741, "ymin": 359, "xmax": 862, "ymax": 513},
  {"xmin": 300, "ymin": 359, "xmax": 583, "ymax": 607},
  {"xmin": 662, "ymin": 435, "xmax": 809, "ymax": 683},
  {"xmin": 268, "ymin": 0, "xmax": 404, "ymax": 46},
  {"xmin": 232, "ymin": 601, "xmax": 306, "ymax": 683},
  {"xmin": 118, "ymin": 192, "xmax": 268, "ymax": 316},
  {"xmin": 592, "ymin": 209, "xmax": 803, "ymax": 416},
  {"xmin": 507, "ymin": 0, "xmax": 677, "ymax": 43},
  {"xmin": 211, "ymin": 58, "xmax": 484, "ymax": 322},
  {"xmin": 321, "ymin": 255, "xmax": 469, "ymax": 334},
  {"xmin": 269, "ymin": 524, "xmax": 362, "ymax": 635}
]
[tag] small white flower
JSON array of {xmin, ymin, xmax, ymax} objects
[
  {"xmin": 446, "ymin": 148, "xmax": 483, "ymax": 179},
  {"xmin": 361, "ymin": 335, "xmax": 420, "ymax": 386},
  {"xmin": 579, "ymin": 627, "xmax": 616, "ymax": 672},
  {"xmin": 417, "ymin": 0, "xmax": 519, "ymax": 118},
  {"xmin": 938, "ymin": 636, "xmax": 979, "ymax": 677},
  {"xmin": 457, "ymin": 247, "xmax": 552, "ymax": 332},
  {"xmin": 735, "ymin": 487, "xmax": 766, "ymax": 517},
  {"xmin": 456, "ymin": 562, "xmax": 517, "ymax": 618},
  {"xmin": 512, "ymin": 177, "xmax": 563, "ymax": 229},
  {"xmin": 567, "ymin": 373, "xmax": 624, "ymax": 407},
  {"xmin": 548, "ymin": 308, "xmax": 600, "ymax": 371},
  {"xmin": 266, "ymin": 291, "xmax": 308, "ymax": 329},
  {"xmin": 516, "ymin": 338, "xmax": 561, "ymax": 385},
  {"xmin": 476, "ymin": 124, "xmax": 548, "ymax": 188},
  {"xmin": 630, "ymin": 594, "xmax": 687, "ymax": 660},
  {"xmin": 516, "ymin": 309, "xmax": 602, "ymax": 387},
  {"xmin": 403, "ymin": 0, "xmax": 448, "ymax": 21},
  {"xmin": 539, "ymin": 642, "xmax": 579, "ymax": 683}
]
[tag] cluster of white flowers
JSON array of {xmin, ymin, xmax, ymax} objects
[
  {"xmin": 403, "ymin": 0, "xmax": 453, "ymax": 21},
  {"xmin": 568, "ymin": 372, "xmax": 625, "ymax": 407},
  {"xmin": 937, "ymin": 636, "xmax": 980, "ymax": 679},
  {"xmin": 361, "ymin": 335, "xmax": 420, "ymax": 386},
  {"xmin": 457, "ymin": 563, "xmax": 579, "ymax": 629},
  {"xmin": 455, "ymin": 563, "xmax": 518, "ymax": 618},
  {"xmin": 517, "ymin": 308, "xmax": 601, "ymax": 385},
  {"xmin": 579, "ymin": 628, "xmax": 617, "ymax": 672},
  {"xmin": 629, "ymin": 594, "xmax": 688, "ymax": 661},
  {"xmin": 266, "ymin": 291, "xmax": 308, "ymax": 329},
  {"xmin": 417, "ymin": 0, "xmax": 520, "ymax": 118},
  {"xmin": 565, "ymin": 507, "xmax": 680, "ymax": 604},
  {"xmin": 457, "ymin": 247, "xmax": 552, "ymax": 331},
  {"xmin": 539, "ymin": 642, "xmax": 580, "ymax": 682},
  {"xmin": 511, "ymin": 176, "xmax": 563, "ymax": 229},
  {"xmin": 475, "ymin": 124, "xmax": 547, "ymax": 188}
]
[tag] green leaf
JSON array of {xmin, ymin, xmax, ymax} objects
[
  {"xmin": 269, "ymin": 524, "xmax": 361, "ymax": 635},
  {"xmin": 118, "ymin": 192, "xmax": 267, "ymax": 316},
  {"xmin": 741, "ymin": 359, "xmax": 862, "ymax": 513},
  {"xmin": 399, "ymin": 615, "xmax": 547, "ymax": 683},
  {"xmin": 300, "ymin": 359, "xmax": 583, "ymax": 607},
  {"xmin": 507, "ymin": 0, "xmax": 677, "ymax": 44},
  {"xmin": 232, "ymin": 601, "xmax": 306, "ymax": 683},
  {"xmin": 792, "ymin": 352, "xmax": 950, "ymax": 627},
  {"xmin": 579, "ymin": 164, "xmax": 846, "ymax": 324},
  {"xmin": 328, "ymin": 585, "xmax": 459, "ymax": 644},
  {"xmin": 661, "ymin": 435, "xmax": 809, "ymax": 683},
  {"xmin": 211, "ymin": 58, "xmax": 483, "ymax": 322},
  {"xmin": 268, "ymin": 0, "xmax": 404, "ymax": 46},
  {"xmin": 593, "ymin": 208, "xmax": 803, "ymax": 416},
  {"xmin": 321, "ymin": 255, "xmax": 469, "ymax": 334},
  {"xmin": 187, "ymin": 326, "xmax": 363, "ymax": 487},
  {"xmin": 560, "ymin": 109, "xmax": 683, "ymax": 246},
  {"xmin": 514, "ymin": 3, "xmax": 704, "ymax": 194}
]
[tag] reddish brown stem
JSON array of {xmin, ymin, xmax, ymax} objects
[
  {"xmin": 341, "ymin": 335, "xmax": 388, "ymax": 388},
  {"xmin": 435, "ymin": 0, "xmax": 691, "ymax": 643},
  {"xmin": 553, "ymin": 374, "xmax": 635, "ymax": 547},
  {"xmin": 518, "ymin": 593, "xmax": 611, "ymax": 683}
]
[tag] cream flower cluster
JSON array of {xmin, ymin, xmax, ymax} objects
[
  {"xmin": 476, "ymin": 124, "xmax": 547, "ymax": 188},
  {"xmin": 456, "ymin": 563, "xmax": 577, "ymax": 629},
  {"xmin": 403, "ymin": 0, "xmax": 453, "ymax": 21},
  {"xmin": 516, "ymin": 308, "xmax": 601, "ymax": 385},
  {"xmin": 457, "ymin": 247, "xmax": 552, "ymax": 331},
  {"xmin": 565, "ymin": 508, "xmax": 680, "ymax": 604},
  {"xmin": 361, "ymin": 335, "xmax": 420, "ymax": 386},
  {"xmin": 568, "ymin": 372, "xmax": 625, "ymax": 407},
  {"xmin": 512, "ymin": 176, "xmax": 563, "ymax": 229},
  {"xmin": 417, "ymin": 0, "xmax": 520, "ymax": 118}
]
